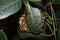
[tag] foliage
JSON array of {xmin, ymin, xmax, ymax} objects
[
  {"xmin": 0, "ymin": 0, "xmax": 22, "ymax": 19},
  {"xmin": 0, "ymin": 29, "xmax": 7, "ymax": 40},
  {"xmin": 29, "ymin": 0, "xmax": 41, "ymax": 2}
]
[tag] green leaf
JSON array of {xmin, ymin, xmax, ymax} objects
[
  {"xmin": 13, "ymin": 36, "xmax": 19, "ymax": 40},
  {"xmin": 0, "ymin": 29, "xmax": 7, "ymax": 40},
  {"xmin": 24, "ymin": 0, "xmax": 42, "ymax": 34},
  {"xmin": 43, "ymin": 12, "xmax": 53, "ymax": 25},
  {"xmin": 53, "ymin": 0, "xmax": 60, "ymax": 4},
  {"xmin": 0, "ymin": 0, "xmax": 22, "ymax": 20},
  {"xmin": 46, "ymin": 19, "xmax": 53, "ymax": 25},
  {"xmin": 29, "ymin": 0, "xmax": 41, "ymax": 2},
  {"xmin": 57, "ymin": 26, "xmax": 60, "ymax": 40}
]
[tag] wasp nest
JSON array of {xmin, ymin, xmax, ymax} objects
[{"xmin": 18, "ymin": 14, "xmax": 31, "ymax": 32}]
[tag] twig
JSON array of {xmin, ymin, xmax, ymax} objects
[
  {"xmin": 40, "ymin": 33, "xmax": 54, "ymax": 37},
  {"xmin": 45, "ymin": 22, "xmax": 53, "ymax": 34},
  {"xmin": 49, "ymin": 2, "xmax": 57, "ymax": 40}
]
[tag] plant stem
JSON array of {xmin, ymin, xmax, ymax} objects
[
  {"xmin": 45, "ymin": 22, "xmax": 53, "ymax": 34},
  {"xmin": 49, "ymin": 2, "xmax": 57, "ymax": 40}
]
